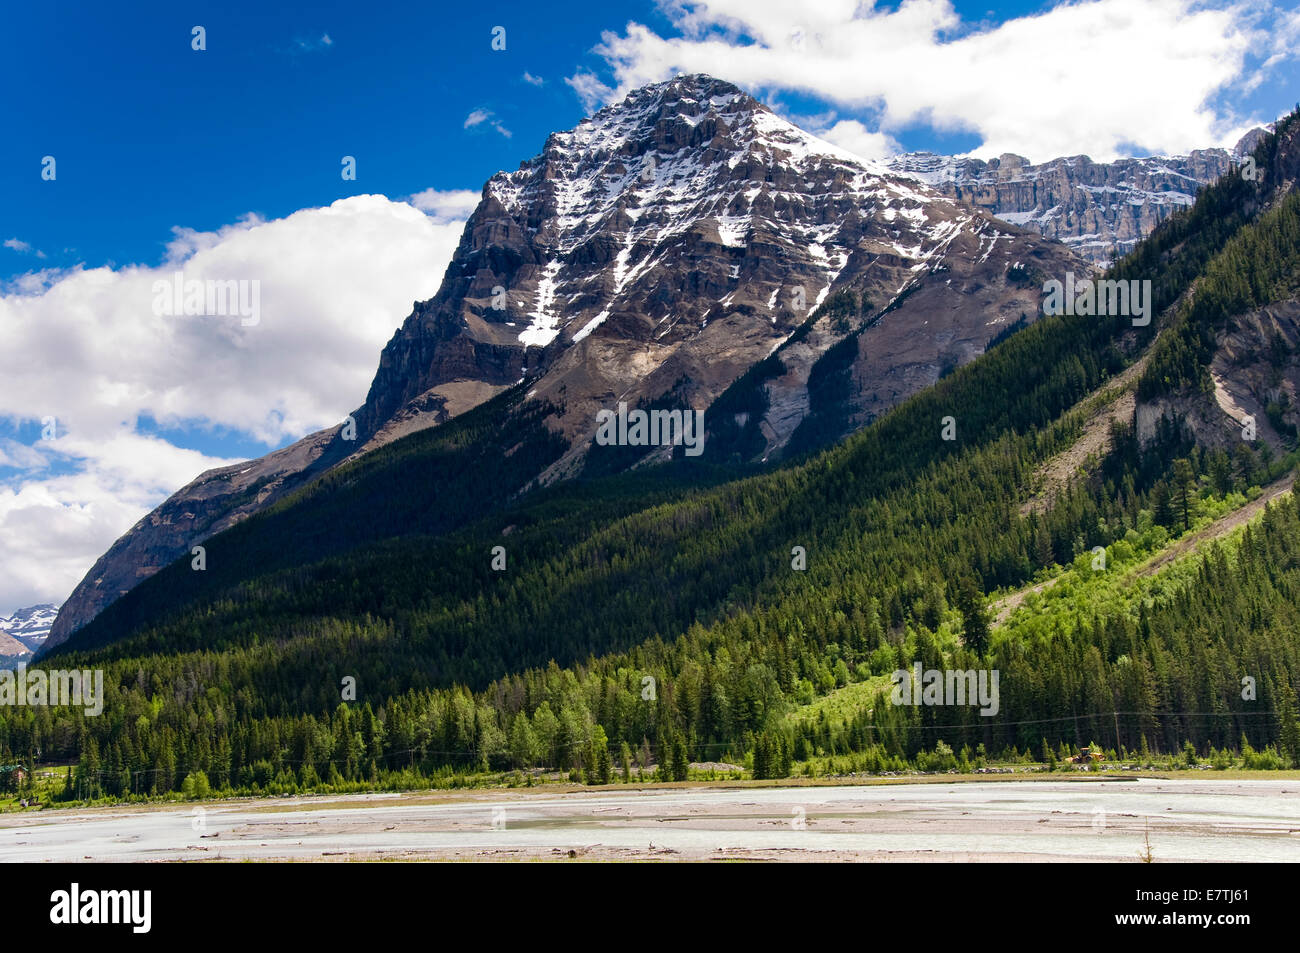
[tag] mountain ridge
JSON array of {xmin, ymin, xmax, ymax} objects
[
  {"xmin": 41, "ymin": 74, "xmax": 1253, "ymax": 654},
  {"xmin": 26, "ymin": 107, "xmax": 1300, "ymax": 794},
  {"xmin": 885, "ymin": 135, "xmax": 1258, "ymax": 265}
]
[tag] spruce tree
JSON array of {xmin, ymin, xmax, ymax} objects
[
  {"xmin": 753, "ymin": 733, "xmax": 769, "ymax": 780},
  {"xmin": 1171, "ymin": 458, "xmax": 1196, "ymax": 530},
  {"xmin": 1277, "ymin": 696, "xmax": 1300, "ymax": 768},
  {"xmin": 955, "ymin": 577, "xmax": 991, "ymax": 656},
  {"xmin": 1152, "ymin": 480, "xmax": 1174, "ymax": 527},
  {"xmin": 586, "ymin": 726, "xmax": 613, "ymax": 785},
  {"xmin": 671, "ymin": 735, "xmax": 689, "ymax": 781}
]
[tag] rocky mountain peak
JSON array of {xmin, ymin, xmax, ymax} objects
[
  {"xmin": 354, "ymin": 72, "xmax": 944, "ymax": 450},
  {"xmin": 480, "ymin": 71, "xmax": 874, "ymax": 298},
  {"xmin": 50, "ymin": 75, "xmax": 1240, "ymax": 652}
]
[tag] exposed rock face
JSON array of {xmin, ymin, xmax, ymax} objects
[
  {"xmin": 0, "ymin": 626, "xmax": 29, "ymax": 666},
  {"xmin": 1137, "ymin": 300, "xmax": 1300, "ymax": 450},
  {"xmin": 1133, "ymin": 117, "xmax": 1300, "ymax": 456},
  {"xmin": 844, "ymin": 222, "xmax": 1076, "ymax": 428},
  {"xmin": 886, "ymin": 143, "xmax": 1255, "ymax": 266},
  {"xmin": 707, "ymin": 204, "xmax": 1082, "ymax": 461},
  {"xmin": 49, "ymin": 74, "xmax": 1170, "ymax": 649}
]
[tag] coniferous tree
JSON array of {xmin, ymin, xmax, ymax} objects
[
  {"xmin": 1233, "ymin": 443, "xmax": 1257, "ymax": 488},
  {"xmin": 1171, "ymin": 458, "xmax": 1196, "ymax": 530},
  {"xmin": 1277, "ymin": 696, "xmax": 1300, "ymax": 768},
  {"xmin": 1208, "ymin": 450, "xmax": 1233, "ymax": 496},
  {"xmin": 753, "ymin": 733, "xmax": 770, "ymax": 780},
  {"xmin": 955, "ymin": 577, "xmax": 991, "ymax": 656},
  {"xmin": 1152, "ymin": 480, "xmax": 1174, "ymax": 527},
  {"xmin": 671, "ymin": 735, "xmax": 689, "ymax": 782}
]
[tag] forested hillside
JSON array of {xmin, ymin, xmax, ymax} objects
[{"xmin": 6, "ymin": 111, "xmax": 1300, "ymax": 801}]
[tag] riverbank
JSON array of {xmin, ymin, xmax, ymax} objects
[{"xmin": 3, "ymin": 776, "xmax": 1298, "ymax": 862}]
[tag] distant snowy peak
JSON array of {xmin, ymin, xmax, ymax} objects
[
  {"xmin": 1, "ymin": 603, "xmax": 59, "ymax": 650},
  {"xmin": 884, "ymin": 136, "xmax": 1260, "ymax": 265}
]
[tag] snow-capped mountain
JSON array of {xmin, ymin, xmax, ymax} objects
[
  {"xmin": 884, "ymin": 138, "xmax": 1258, "ymax": 265},
  {"xmin": 355, "ymin": 75, "xmax": 1077, "ymax": 471},
  {"xmin": 49, "ymin": 75, "xmax": 1105, "ymax": 649},
  {"xmin": 2, "ymin": 603, "xmax": 58, "ymax": 649},
  {"xmin": 0, "ymin": 603, "xmax": 59, "ymax": 666}
]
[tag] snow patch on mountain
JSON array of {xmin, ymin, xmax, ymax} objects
[{"xmin": 484, "ymin": 76, "xmax": 977, "ymax": 348}]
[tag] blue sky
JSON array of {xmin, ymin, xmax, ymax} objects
[
  {"xmin": 1, "ymin": 0, "xmax": 624, "ymax": 281},
  {"xmin": 2, "ymin": 0, "xmax": 1299, "ymax": 615},
  {"xmin": 7, "ymin": 0, "xmax": 1296, "ymax": 283}
]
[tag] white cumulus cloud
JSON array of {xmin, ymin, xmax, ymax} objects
[
  {"xmin": 570, "ymin": 0, "xmax": 1289, "ymax": 162},
  {"xmin": 407, "ymin": 188, "xmax": 481, "ymax": 223},
  {"xmin": 815, "ymin": 119, "xmax": 902, "ymax": 162},
  {"xmin": 0, "ymin": 190, "xmax": 475, "ymax": 615}
]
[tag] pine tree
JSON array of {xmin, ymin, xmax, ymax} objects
[
  {"xmin": 1209, "ymin": 449, "xmax": 1233, "ymax": 496},
  {"xmin": 955, "ymin": 577, "xmax": 991, "ymax": 656},
  {"xmin": 1277, "ymin": 695, "xmax": 1300, "ymax": 768},
  {"xmin": 671, "ymin": 735, "xmax": 689, "ymax": 782},
  {"xmin": 1152, "ymin": 480, "xmax": 1174, "ymax": 527},
  {"xmin": 586, "ymin": 726, "xmax": 612, "ymax": 785},
  {"xmin": 1171, "ymin": 458, "xmax": 1196, "ymax": 531},
  {"xmin": 1234, "ymin": 443, "xmax": 1257, "ymax": 488},
  {"xmin": 753, "ymin": 733, "xmax": 770, "ymax": 780},
  {"xmin": 776, "ymin": 733, "xmax": 792, "ymax": 778},
  {"xmin": 509, "ymin": 715, "xmax": 537, "ymax": 770}
]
